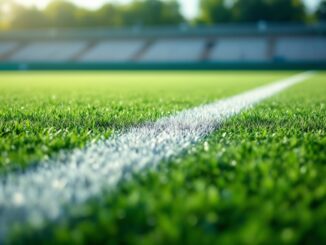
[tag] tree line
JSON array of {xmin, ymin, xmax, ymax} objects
[{"xmin": 1, "ymin": 0, "xmax": 326, "ymax": 30}]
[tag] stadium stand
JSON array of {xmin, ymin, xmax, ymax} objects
[
  {"xmin": 0, "ymin": 42, "xmax": 18, "ymax": 59},
  {"xmin": 140, "ymin": 39, "xmax": 205, "ymax": 62},
  {"xmin": 210, "ymin": 38, "xmax": 269, "ymax": 62},
  {"xmin": 275, "ymin": 37, "xmax": 326, "ymax": 62},
  {"xmin": 10, "ymin": 41, "xmax": 87, "ymax": 62},
  {"xmin": 80, "ymin": 40, "xmax": 145, "ymax": 62},
  {"xmin": 0, "ymin": 23, "xmax": 325, "ymax": 69}
]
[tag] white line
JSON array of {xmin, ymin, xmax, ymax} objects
[{"xmin": 0, "ymin": 71, "xmax": 314, "ymax": 238}]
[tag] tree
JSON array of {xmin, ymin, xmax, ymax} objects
[
  {"xmin": 234, "ymin": 0, "xmax": 307, "ymax": 23},
  {"xmin": 95, "ymin": 3, "xmax": 125, "ymax": 27},
  {"xmin": 122, "ymin": 0, "xmax": 184, "ymax": 27},
  {"xmin": 10, "ymin": 5, "xmax": 48, "ymax": 29},
  {"xmin": 44, "ymin": 0, "xmax": 80, "ymax": 27},
  {"xmin": 198, "ymin": 0, "xmax": 232, "ymax": 24},
  {"xmin": 198, "ymin": 0, "xmax": 307, "ymax": 24},
  {"xmin": 317, "ymin": 0, "xmax": 326, "ymax": 21}
]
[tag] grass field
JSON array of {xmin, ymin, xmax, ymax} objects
[{"xmin": 0, "ymin": 71, "xmax": 325, "ymax": 244}]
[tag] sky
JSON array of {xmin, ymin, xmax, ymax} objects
[{"xmin": 9, "ymin": 0, "xmax": 323, "ymax": 19}]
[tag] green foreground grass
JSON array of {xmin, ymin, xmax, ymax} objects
[
  {"xmin": 0, "ymin": 71, "xmax": 290, "ymax": 170},
  {"xmin": 1, "ymin": 71, "xmax": 325, "ymax": 244}
]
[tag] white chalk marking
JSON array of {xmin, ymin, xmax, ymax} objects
[{"xmin": 0, "ymin": 71, "xmax": 314, "ymax": 238}]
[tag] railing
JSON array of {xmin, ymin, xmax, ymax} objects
[
  {"xmin": 1, "ymin": 61, "xmax": 326, "ymax": 71},
  {"xmin": 1, "ymin": 22, "xmax": 326, "ymax": 40}
]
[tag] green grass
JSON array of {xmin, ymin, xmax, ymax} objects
[
  {"xmin": 0, "ymin": 71, "xmax": 291, "ymax": 170},
  {"xmin": 1, "ymin": 71, "xmax": 325, "ymax": 244}
]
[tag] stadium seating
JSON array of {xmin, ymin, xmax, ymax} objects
[
  {"xmin": 1, "ymin": 25, "xmax": 326, "ymax": 65},
  {"xmin": 210, "ymin": 38, "xmax": 269, "ymax": 62},
  {"xmin": 140, "ymin": 39, "xmax": 205, "ymax": 62},
  {"xmin": 80, "ymin": 40, "xmax": 144, "ymax": 62},
  {"xmin": 0, "ymin": 42, "xmax": 18, "ymax": 58},
  {"xmin": 10, "ymin": 42, "xmax": 87, "ymax": 62},
  {"xmin": 275, "ymin": 37, "xmax": 326, "ymax": 61}
]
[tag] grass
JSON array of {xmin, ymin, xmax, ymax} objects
[
  {"xmin": 1, "ymin": 71, "xmax": 325, "ymax": 244},
  {"xmin": 0, "ymin": 71, "xmax": 291, "ymax": 170}
]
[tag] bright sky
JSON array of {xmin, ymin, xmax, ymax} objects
[{"xmin": 10, "ymin": 0, "xmax": 323, "ymax": 19}]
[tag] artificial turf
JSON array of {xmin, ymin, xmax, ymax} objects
[
  {"xmin": 1, "ymin": 71, "xmax": 325, "ymax": 244},
  {"xmin": 0, "ymin": 71, "xmax": 291, "ymax": 170}
]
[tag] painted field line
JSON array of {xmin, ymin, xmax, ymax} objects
[{"xmin": 0, "ymin": 71, "xmax": 314, "ymax": 238}]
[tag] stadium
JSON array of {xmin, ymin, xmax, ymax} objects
[
  {"xmin": 1, "ymin": 23, "xmax": 326, "ymax": 69},
  {"xmin": 0, "ymin": 0, "xmax": 325, "ymax": 244}
]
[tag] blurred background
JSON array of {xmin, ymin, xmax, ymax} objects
[{"xmin": 0, "ymin": 0, "xmax": 325, "ymax": 70}]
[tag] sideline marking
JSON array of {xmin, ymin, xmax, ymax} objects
[{"xmin": 0, "ymin": 71, "xmax": 315, "ymax": 238}]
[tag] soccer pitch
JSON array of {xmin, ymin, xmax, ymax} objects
[{"xmin": 0, "ymin": 71, "xmax": 325, "ymax": 244}]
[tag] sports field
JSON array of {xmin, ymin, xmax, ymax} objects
[{"xmin": 0, "ymin": 71, "xmax": 325, "ymax": 244}]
